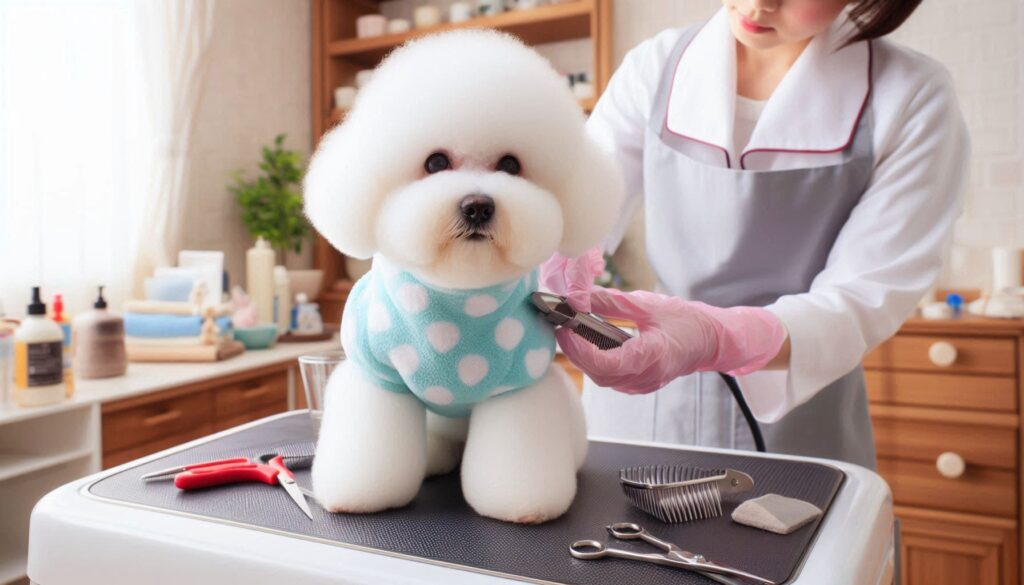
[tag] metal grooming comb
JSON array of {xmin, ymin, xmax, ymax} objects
[
  {"xmin": 620, "ymin": 466, "xmax": 755, "ymax": 523},
  {"xmin": 530, "ymin": 292, "xmax": 633, "ymax": 350}
]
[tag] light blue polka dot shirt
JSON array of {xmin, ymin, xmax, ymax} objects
[{"xmin": 342, "ymin": 259, "xmax": 556, "ymax": 418}]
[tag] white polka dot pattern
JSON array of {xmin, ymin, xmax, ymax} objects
[
  {"xmin": 459, "ymin": 354, "xmax": 489, "ymax": 387},
  {"xmin": 494, "ymin": 318, "xmax": 524, "ymax": 350},
  {"xmin": 388, "ymin": 344, "xmax": 420, "ymax": 376},
  {"xmin": 423, "ymin": 386, "xmax": 454, "ymax": 405},
  {"xmin": 396, "ymin": 283, "xmax": 429, "ymax": 314},
  {"xmin": 344, "ymin": 264, "xmax": 556, "ymax": 417},
  {"xmin": 464, "ymin": 294, "xmax": 498, "ymax": 317},
  {"xmin": 426, "ymin": 321, "xmax": 460, "ymax": 353}
]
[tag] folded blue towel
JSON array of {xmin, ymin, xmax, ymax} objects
[{"xmin": 124, "ymin": 313, "xmax": 233, "ymax": 338}]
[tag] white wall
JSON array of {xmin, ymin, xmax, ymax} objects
[{"xmin": 180, "ymin": 0, "xmax": 312, "ymax": 288}]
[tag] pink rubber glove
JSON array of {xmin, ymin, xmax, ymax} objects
[
  {"xmin": 539, "ymin": 247, "xmax": 605, "ymax": 313},
  {"xmin": 556, "ymin": 286, "xmax": 787, "ymax": 395}
]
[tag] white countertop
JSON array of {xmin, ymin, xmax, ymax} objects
[{"xmin": 0, "ymin": 338, "xmax": 340, "ymax": 426}]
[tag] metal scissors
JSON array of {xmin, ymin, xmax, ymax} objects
[
  {"xmin": 570, "ymin": 522, "xmax": 775, "ymax": 585},
  {"xmin": 141, "ymin": 453, "xmax": 314, "ymax": 520}
]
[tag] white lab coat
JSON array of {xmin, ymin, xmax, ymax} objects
[{"xmin": 586, "ymin": 9, "xmax": 969, "ymax": 430}]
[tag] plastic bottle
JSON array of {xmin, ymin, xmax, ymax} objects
[
  {"xmin": 246, "ymin": 237, "xmax": 276, "ymax": 324},
  {"xmin": 273, "ymin": 266, "xmax": 292, "ymax": 335},
  {"xmin": 13, "ymin": 287, "xmax": 65, "ymax": 407},
  {"xmin": 51, "ymin": 294, "xmax": 75, "ymax": 397},
  {"xmin": 73, "ymin": 286, "xmax": 127, "ymax": 380},
  {"xmin": 293, "ymin": 293, "xmax": 325, "ymax": 336}
]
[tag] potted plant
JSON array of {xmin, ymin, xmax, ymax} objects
[{"xmin": 230, "ymin": 134, "xmax": 323, "ymax": 300}]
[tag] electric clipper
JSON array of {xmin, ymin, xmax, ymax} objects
[{"xmin": 530, "ymin": 292, "xmax": 633, "ymax": 350}]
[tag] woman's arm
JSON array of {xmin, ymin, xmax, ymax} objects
[{"xmin": 739, "ymin": 62, "xmax": 970, "ymax": 422}]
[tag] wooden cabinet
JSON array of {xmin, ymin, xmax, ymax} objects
[
  {"xmin": 310, "ymin": 0, "xmax": 614, "ymax": 322},
  {"xmin": 898, "ymin": 507, "xmax": 1018, "ymax": 585},
  {"xmin": 864, "ymin": 317, "xmax": 1024, "ymax": 585},
  {"xmin": 101, "ymin": 363, "xmax": 294, "ymax": 468}
]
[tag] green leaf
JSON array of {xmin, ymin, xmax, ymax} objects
[{"xmin": 229, "ymin": 134, "xmax": 312, "ymax": 254}]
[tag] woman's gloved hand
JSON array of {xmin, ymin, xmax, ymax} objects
[
  {"xmin": 556, "ymin": 286, "xmax": 787, "ymax": 395},
  {"xmin": 539, "ymin": 247, "xmax": 605, "ymax": 312}
]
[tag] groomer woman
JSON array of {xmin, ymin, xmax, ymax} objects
[{"xmin": 542, "ymin": 0, "xmax": 968, "ymax": 468}]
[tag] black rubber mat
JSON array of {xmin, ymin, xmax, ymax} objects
[{"xmin": 89, "ymin": 412, "xmax": 844, "ymax": 584}]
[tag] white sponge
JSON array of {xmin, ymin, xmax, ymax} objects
[{"xmin": 731, "ymin": 494, "xmax": 822, "ymax": 535}]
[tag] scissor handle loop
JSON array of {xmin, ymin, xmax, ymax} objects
[
  {"xmin": 607, "ymin": 522, "xmax": 644, "ymax": 539},
  {"xmin": 569, "ymin": 540, "xmax": 607, "ymax": 560}
]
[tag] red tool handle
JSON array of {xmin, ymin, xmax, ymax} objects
[
  {"xmin": 174, "ymin": 461, "xmax": 281, "ymax": 490},
  {"xmin": 266, "ymin": 454, "xmax": 294, "ymax": 480},
  {"xmin": 181, "ymin": 457, "xmax": 250, "ymax": 472}
]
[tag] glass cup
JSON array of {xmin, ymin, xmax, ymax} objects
[{"xmin": 298, "ymin": 350, "xmax": 345, "ymax": 425}]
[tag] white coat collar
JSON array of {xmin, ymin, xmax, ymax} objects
[{"xmin": 665, "ymin": 8, "xmax": 871, "ymax": 169}]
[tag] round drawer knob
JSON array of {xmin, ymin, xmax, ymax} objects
[
  {"xmin": 928, "ymin": 341, "xmax": 958, "ymax": 367},
  {"xmin": 936, "ymin": 452, "xmax": 966, "ymax": 479}
]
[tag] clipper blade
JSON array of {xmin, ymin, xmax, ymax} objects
[
  {"xmin": 530, "ymin": 292, "xmax": 632, "ymax": 350},
  {"xmin": 619, "ymin": 465, "xmax": 755, "ymax": 523}
]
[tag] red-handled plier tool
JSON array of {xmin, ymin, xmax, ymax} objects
[{"xmin": 141, "ymin": 453, "xmax": 314, "ymax": 520}]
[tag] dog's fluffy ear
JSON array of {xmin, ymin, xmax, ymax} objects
[
  {"xmin": 303, "ymin": 122, "xmax": 383, "ymax": 260},
  {"xmin": 556, "ymin": 138, "xmax": 625, "ymax": 257}
]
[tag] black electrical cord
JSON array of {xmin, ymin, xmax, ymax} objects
[{"xmin": 719, "ymin": 373, "xmax": 766, "ymax": 452}]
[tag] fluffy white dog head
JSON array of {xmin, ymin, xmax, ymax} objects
[{"xmin": 304, "ymin": 30, "xmax": 623, "ymax": 289}]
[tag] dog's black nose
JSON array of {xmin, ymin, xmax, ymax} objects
[{"xmin": 460, "ymin": 194, "xmax": 495, "ymax": 227}]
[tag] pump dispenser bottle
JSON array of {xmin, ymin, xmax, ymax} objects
[
  {"xmin": 73, "ymin": 286, "xmax": 127, "ymax": 380},
  {"xmin": 13, "ymin": 287, "xmax": 65, "ymax": 406}
]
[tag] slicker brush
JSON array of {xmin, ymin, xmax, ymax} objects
[{"xmin": 619, "ymin": 466, "xmax": 755, "ymax": 523}]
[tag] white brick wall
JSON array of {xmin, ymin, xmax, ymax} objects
[{"xmin": 379, "ymin": 0, "xmax": 1023, "ymax": 289}]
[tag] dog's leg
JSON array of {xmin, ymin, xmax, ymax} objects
[
  {"xmin": 425, "ymin": 412, "xmax": 468, "ymax": 477},
  {"xmin": 551, "ymin": 365, "xmax": 589, "ymax": 470},
  {"xmin": 461, "ymin": 367, "xmax": 582, "ymax": 524},
  {"xmin": 312, "ymin": 361, "xmax": 427, "ymax": 513}
]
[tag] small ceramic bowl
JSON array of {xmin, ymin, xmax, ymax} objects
[
  {"xmin": 356, "ymin": 14, "xmax": 387, "ymax": 38},
  {"xmin": 233, "ymin": 324, "xmax": 279, "ymax": 350}
]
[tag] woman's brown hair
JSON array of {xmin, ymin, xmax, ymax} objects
[{"xmin": 847, "ymin": 0, "xmax": 923, "ymax": 43}]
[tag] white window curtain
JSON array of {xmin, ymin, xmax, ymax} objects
[{"xmin": 0, "ymin": 0, "xmax": 215, "ymax": 318}]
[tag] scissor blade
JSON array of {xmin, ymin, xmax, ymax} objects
[{"xmin": 278, "ymin": 475, "xmax": 314, "ymax": 520}]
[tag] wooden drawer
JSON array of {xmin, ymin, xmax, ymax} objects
[
  {"xmin": 878, "ymin": 457, "xmax": 1016, "ymax": 517},
  {"xmin": 103, "ymin": 423, "xmax": 214, "ymax": 469},
  {"xmin": 864, "ymin": 335, "xmax": 1016, "ymax": 376},
  {"xmin": 102, "ymin": 391, "xmax": 213, "ymax": 454},
  {"xmin": 214, "ymin": 370, "xmax": 288, "ymax": 422},
  {"xmin": 897, "ymin": 507, "xmax": 1017, "ymax": 585},
  {"xmin": 866, "ymin": 370, "xmax": 1017, "ymax": 412},
  {"xmin": 871, "ymin": 406, "xmax": 1018, "ymax": 469}
]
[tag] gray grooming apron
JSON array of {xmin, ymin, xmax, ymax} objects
[{"xmin": 584, "ymin": 26, "xmax": 878, "ymax": 470}]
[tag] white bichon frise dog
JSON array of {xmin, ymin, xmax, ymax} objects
[{"xmin": 303, "ymin": 30, "xmax": 623, "ymax": 524}]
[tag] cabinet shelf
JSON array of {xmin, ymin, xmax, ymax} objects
[
  {"xmin": 327, "ymin": 1, "xmax": 593, "ymax": 65},
  {"xmin": 0, "ymin": 448, "xmax": 93, "ymax": 483}
]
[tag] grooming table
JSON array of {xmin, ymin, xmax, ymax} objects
[{"xmin": 29, "ymin": 412, "xmax": 894, "ymax": 585}]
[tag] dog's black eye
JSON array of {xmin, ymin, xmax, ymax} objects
[
  {"xmin": 496, "ymin": 155, "xmax": 521, "ymax": 176},
  {"xmin": 425, "ymin": 152, "xmax": 451, "ymax": 174}
]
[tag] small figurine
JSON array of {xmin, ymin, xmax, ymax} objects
[
  {"xmin": 230, "ymin": 286, "xmax": 259, "ymax": 329},
  {"xmin": 199, "ymin": 306, "xmax": 220, "ymax": 345}
]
